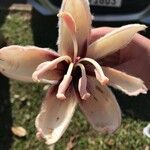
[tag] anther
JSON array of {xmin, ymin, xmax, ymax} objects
[
  {"xmin": 76, "ymin": 63, "xmax": 90, "ymax": 100},
  {"xmin": 56, "ymin": 63, "xmax": 74, "ymax": 100},
  {"xmin": 79, "ymin": 58, "xmax": 109, "ymax": 85}
]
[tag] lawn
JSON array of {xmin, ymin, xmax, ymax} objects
[{"xmin": 0, "ymin": 10, "xmax": 150, "ymax": 150}]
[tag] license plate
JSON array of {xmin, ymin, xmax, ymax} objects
[{"xmin": 89, "ymin": 0, "xmax": 122, "ymax": 7}]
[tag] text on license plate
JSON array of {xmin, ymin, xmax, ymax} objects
[{"xmin": 89, "ymin": 0, "xmax": 122, "ymax": 7}]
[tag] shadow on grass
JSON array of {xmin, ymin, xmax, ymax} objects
[
  {"xmin": 0, "ymin": 74, "xmax": 12, "ymax": 150},
  {"xmin": 113, "ymin": 89, "xmax": 150, "ymax": 121},
  {"xmin": 0, "ymin": 4, "xmax": 13, "ymax": 149},
  {"xmin": 0, "ymin": 27, "xmax": 12, "ymax": 150}
]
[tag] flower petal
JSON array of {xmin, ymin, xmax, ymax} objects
[
  {"xmin": 35, "ymin": 85, "xmax": 77, "ymax": 145},
  {"xmin": 58, "ymin": 0, "xmax": 91, "ymax": 57},
  {"xmin": 78, "ymin": 76, "xmax": 121, "ymax": 134},
  {"xmin": 103, "ymin": 67, "xmax": 148, "ymax": 96},
  {"xmin": 0, "ymin": 45, "xmax": 63, "ymax": 82},
  {"xmin": 87, "ymin": 24, "xmax": 147, "ymax": 59}
]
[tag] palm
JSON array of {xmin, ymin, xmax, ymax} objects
[{"xmin": 91, "ymin": 27, "xmax": 150, "ymax": 89}]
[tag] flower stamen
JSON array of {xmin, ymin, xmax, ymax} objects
[
  {"xmin": 56, "ymin": 63, "xmax": 74, "ymax": 100},
  {"xmin": 79, "ymin": 58, "xmax": 109, "ymax": 85},
  {"xmin": 32, "ymin": 56, "xmax": 71, "ymax": 83},
  {"xmin": 76, "ymin": 63, "xmax": 90, "ymax": 100}
]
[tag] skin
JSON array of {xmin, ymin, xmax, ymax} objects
[{"xmin": 91, "ymin": 27, "xmax": 150, "ymax": 89}]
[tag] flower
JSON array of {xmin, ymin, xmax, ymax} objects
[{"xmin": 0, "ymin": 0, "xmax": 148, "ymax": 145}]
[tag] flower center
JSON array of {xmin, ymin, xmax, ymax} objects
[
  {"xmin": 32, "ymin": 55, "xmax": 108, "ymax": 100},
  {"xmin": 56, "ymin": 55, "xmax": 109, "ymax": 100},
  {"xmin": 75, "ymin": 56, "xmax": 81, "ymax": 63},
  {"xmin": 32, "ymin": 12, "xmax": 109, "ymax": 100}
]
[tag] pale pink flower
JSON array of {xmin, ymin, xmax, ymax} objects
[{"xmin": 0, "ymin": 0, "xmax": 147, "ymax": 145}]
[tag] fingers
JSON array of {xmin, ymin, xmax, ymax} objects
[
  {"xmin": 90, "ymin": 27, "xmax": 115, "ymax": 43},
  {"xmin": 90, "ymin": 27, "xmax": 150, "ymax": 48},
  {"xmin": 132, "ymin": 34, "xmax": 150, "ymax": 53},
  {"xmin": 91, "ymin": 27, "xmax": 150, "ymax": 63},
  {"xmin": 99, "ymin": 51, "xmax": 121, "ymax": 67},
  {"xmin": 117, "ymin": 33, "xmax": 150, "ymax": 64},
  {"xmin": 90, "ymin": 26, "xmax": 150, "ymax": 90},
  {"xmin": 114, "ymin": 56, "xmax": 150, "ymax": 90}
]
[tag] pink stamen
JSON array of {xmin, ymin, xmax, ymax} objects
[
  {"xmin": 56, "ymin": 63, "xmax": 74, "ymax": 100},
  {"xmin": 76, "ymin": 63, "xmax": 90, "ymax": 100},
  {"xmin": 32, "ymin": 56, "xmax": 71, "ymax": 83},
  {"xmin": 94, "ymin": 69, "xmax": 109, "ymax": 85},
  {"xmin": 79, "ymin": 58, "xmax": 109, "ymax": 85},
  {"xmin": 56, "ymin": 75, "xmax": 72, "ymax": 100}
]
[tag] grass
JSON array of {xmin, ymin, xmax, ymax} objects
[{"xmin": 0, "ymin": 11, "xmax": 150, "ymax": 150}]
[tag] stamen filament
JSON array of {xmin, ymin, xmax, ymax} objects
[
  {"xmin": 32, "ymin": 56, "xmax": 71, "ymax": 83},
  {"xmin": 48, "ymin": 55, "xmax": 72, "ymax": 68},
  {"xmin": 76, "ymin": 63, "xmax": 90, "ymax": 100},
  {"xmin": 56, "ymin": 63, "xmax": 74, "ymax": 100},
  {"xmin": 79, "ymin": 58, "xmax": 109, "ymax": 85},
  {"xmin": 39, "ymin": 79, "xmax": 58, "ymax": 85},
  {"xmin": 72, "ymin": 34, "xmax": 78, "ymax": 62}
]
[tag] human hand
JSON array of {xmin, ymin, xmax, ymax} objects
[{"xmin": 91, "ymin": 27, "xmax": 150, "ymax": 89}]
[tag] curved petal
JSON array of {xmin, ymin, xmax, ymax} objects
[
  {"xmin": 35, "ymin": 85, "xmax": 77, "ymax": 145},
  {"xmin": 0, "ymin": 45, "xmax": 63, "ymax": 82},
  {"xmin": 57, "ymin": 0, "xmax": 91, "ymax": 57},
  {"xmin": 103, "ymin": 67, "xmax": 148, "ymax": 96},
  {"xmin": 87, "ymin": 24, "xmax": 147, "ymax": 59},
  {"xmin": 78, "ymin": 76, "xmax": 121, "ymax": 134}
]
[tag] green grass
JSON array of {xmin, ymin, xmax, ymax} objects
[{"xmin": 0, "ymin": 11, "xmax": 150, "ymax": 150}]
